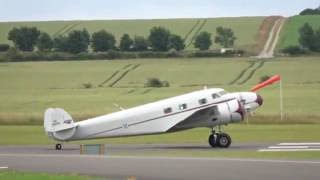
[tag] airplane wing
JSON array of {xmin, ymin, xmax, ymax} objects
[{"xmin": 168, "ymin": 105, "xmax": 219, "ymax": 132}]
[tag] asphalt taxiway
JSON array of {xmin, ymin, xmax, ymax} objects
[
  {"xmin": 0, "ymin": 144, "xmax": 319, "ymax": 180},
  {"xmin": 0, "ymin": 143, "xmax": 269, "ymax": 155}
]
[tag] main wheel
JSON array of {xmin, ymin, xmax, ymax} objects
[
  {"xmin": 217, "ymin": 133, "xmax": 231, "ymax": 148},
  {"xmin": 208, "ymin": 134, "xmax": 217, "ymax": 148},
  {"xmin": 55, "ymin": 143, "xmax": 62, "ymax": 150}
]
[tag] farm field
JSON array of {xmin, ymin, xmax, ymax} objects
[
  {"xmin": 279, "ymin": 15, "xmax": 320, "ymax": 49},
  {"xmin": 0, "ymin": 17, "xmax": 264, "ymax": 52},
  {"xmin": 0, "ymin": 57, "xmax": 319, "ymax": 125}
]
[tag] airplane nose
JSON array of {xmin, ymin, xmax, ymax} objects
[{"xmin": 255, "ymin": 94, "xmax": 263, "ymax": 106}]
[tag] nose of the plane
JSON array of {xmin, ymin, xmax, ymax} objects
[{"xmin": 255, "ymin": 94, "xmax": 263, "ymax": 106}]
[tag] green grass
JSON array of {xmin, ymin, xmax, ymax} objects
[
  {"xmin": 245, "ymin": 57, "xmax": 320, "ymax": 115},
  {"xmin": 0, "ymin": 170, "xmax": 101, "ymax": 180},
  {"xmin": 0, "ymin": 17, "xmax": 264, "ymax": 51},
  {"xmin": 113, "ymin": 150, "xmax": 320, "ymax": 160},
  {"xmin": 1, "ymin": 124, "xmax": 319, "ymax": 145},
  {"xmin": 279, "ymin": 15, "xmax": 320, "ymax": 49},
  {"xmin": 1, "ymin": 124, "xmax": 320, "ymax": 159},
  {"xmin": 199, "ymin": 17, "xmax": 263, "ymax": 52},
  {"xmin": 0, "ymin": 57, "xmax": 319, "ymax": 124}
]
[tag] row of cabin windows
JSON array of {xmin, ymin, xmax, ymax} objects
[
  {"xmin": 163, "ymin": 93, "xmax": 221, "ymax": 114},
  {"xmin": 164, "ymin": 103, "xmax": 187, "ymax": 114}
]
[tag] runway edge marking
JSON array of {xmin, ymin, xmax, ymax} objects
[
  {"xmin": 279, "ymin": 143, "xmax": 320, "ymax": 146},
  {"xmin": 259, "ymin": 149, "xmax": 320, "ymax": 152},
  {"xmin": 259, "ymin": 142, "xmax": 320, "ymax": 152}
]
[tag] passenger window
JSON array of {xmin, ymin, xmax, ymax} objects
[
  {"xmin": 219, "ymin": 91, "xmax": 226, "ymax": 96},
  {"xmin": 198, "ymin": 98, "xmax": 207, "ymax": 105},
  {"xmin": 179, "ymin": 104, "xmax": 187, "ymax": 110},
  {"xmin": 164, "ymin": 107, "xmax": 172, "ymax": 114},
  {"xmin": 212, "ymin": 93, "xmax": 220, "ymax": 99}
]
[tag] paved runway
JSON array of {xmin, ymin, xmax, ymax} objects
[
  {"xmin": 0, "ymin": 144, "xmax": 320, "ymax": 180},
  {"xmin": 0, "ymin": 143, "xmax": 268, "ymax": 155}
]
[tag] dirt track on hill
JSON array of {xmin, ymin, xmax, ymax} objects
[{"xmin": 257, "ymin": 17, "xmax": 286, "ymax": 58}]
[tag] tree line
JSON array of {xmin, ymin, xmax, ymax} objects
[
  {"xmin": 282, "ymin": 23, "xmax": 320, "ymax": 55},
  {"xmin": 2, "ymin": 26, "xmax": 237, "ymax": 54},
  {"xmin": 300, "ymin": 6, "xmax": 320, "ymax": 15}
]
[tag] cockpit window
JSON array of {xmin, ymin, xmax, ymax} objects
[
  {"xmin": 218, "ymin": 91, "xmax": 227, "ymax": 96},
  {"xmin": 212, "ymin": 93, "xmax": 220, "ymax": 99}
]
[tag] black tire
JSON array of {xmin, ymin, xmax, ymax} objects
[
  {"xmin": 208, "ymin": 134, "xmax": 217, "ymax": 148},
  {"xmin": 55, "ymin": 144, "xmax": 62, "ymax": 150},
  {"xmin": 217, "ymin": 133, "xmax": 231, "ymax": 148}
]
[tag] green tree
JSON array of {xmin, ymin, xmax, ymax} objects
[
  {"xmin": 168, "ymin": 34, "xmax": 185, "ymax": 51},
  {"xmin": 119, "ymin": 34, "xmax": 133, "ymax": 51},
  {"xmin": 67, "ymin": 29, "xmax": 90, "ymax": 54},
  {"xmin": 133, "ymin": 36, "xmax": 148, "ymax": 51},
  {"xmin": 0, "ymin": 44, "xmax": 10, "ymax": 52},
  {"xmin": 194, "ymin": 31, "xmax": 212, "ymax": 50},
  {"xmin": 148, "ymin": 26, "xmax": 171, "ymax": 51},
  {"xmin": 91, "ymin": 30, "xmax": 115, "ymax": 52},
  {"xmin": 299, "ymin": 23, "xmax": 316, "ymax": 51},
  {"xmin": 5, "ymin": 47, "xmax": 22, "ymax": 61},
  {"xmin": 314, "ymin": 28, "xmax": 320, "ymax": 52},
  {"xmin": 8, "ymin": 27, "xmax": 40, "ymax": 51},
  {"xmin": 214, "ymin": 26, "xmax": 237, "ymax": 48},
  {"xmin": 300, "ymin": 8, "xmax": 320, "ymax": 15},
  {"xmin": 53, "ymin": 35, "xmax": 69, "ymax": 52},
  {"xmin": 37, "ymin": 32, "xmax": 53, "ymax": 51}
]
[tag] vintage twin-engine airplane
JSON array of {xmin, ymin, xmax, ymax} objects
[{"xmin": 44, "ymin": 88, "xmax": 263, "ymax": 150}]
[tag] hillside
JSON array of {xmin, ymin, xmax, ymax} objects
[
  {"xmin": 279, "ymin": 15, "xmax": 320, "ymax": 49},
  {"xmin": 0, "ymin": 17, "xmax": 264, "ymax": 53},
  {"xmin": 0, "ymin": 57, "xmax": 319, "ymax": 124}
]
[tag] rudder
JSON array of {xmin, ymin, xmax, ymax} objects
[{"xmin": 44, "ymin": 108, "xmax": 77, "ymax": 141}]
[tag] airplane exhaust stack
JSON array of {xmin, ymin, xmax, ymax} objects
[{"xmin": 235, "ymin": 100, "xmax": 246, "ymax": 121}]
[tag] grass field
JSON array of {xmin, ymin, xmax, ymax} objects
[
  {"xmin": 0, "ymin": 57, "xmax": 319, "ymax": 124},
  {"xmin": 0, "ymin": 170, "xmax": 101, "ymax": 180},
  {"xmin": 1, "ymin": 124, "xmax": 320, "ymax": 159},
  {"xmin": 0, "ymin": 17, "xmax": 264, "ymax": 52},
  {"xmin": 1, "ymin": 124, "xmax": 319, "ymax": 145},
  {"xmin": 279, "ymin": 15, "xmax": 320, "ymax": 49},
  {"xmin": 2, "ymin": 124, "xmax": 320, "ymax": 160},
  {"xmin": 0, "ymin": 57, "xmax": 319, "ymax": 159}
]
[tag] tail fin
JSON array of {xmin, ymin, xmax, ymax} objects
[{"xmin": 44, "ymin": 108, "xmax": 77, "ymax": 141}]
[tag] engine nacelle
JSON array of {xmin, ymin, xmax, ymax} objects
[{"xmin": 216, "ymin": 99, "xmax": 245, "ymax": 124}]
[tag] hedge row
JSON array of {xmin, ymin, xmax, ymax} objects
[{"xmin": 0, "ymin": 49, "xmax": 245, "ymax": 62}]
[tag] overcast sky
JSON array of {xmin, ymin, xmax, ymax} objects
[{"xmin": 0, "ymin": 0, "xmax": 319, "ymax": 22}]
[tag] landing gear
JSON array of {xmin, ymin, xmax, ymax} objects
[
  {"xmin": 208, "ymin": 126, "xmax": 232, "ymax": 148},
  {"xmin": 208, "ymin": 134, "xmax": 217, "ymax": 147},
  {"xmin": 55, "ymin": 143, "xmax": 62, "ymax": 150},
  {"xmin": 216, "ymin": 133, "xmax": 231, "ymax": 148}
]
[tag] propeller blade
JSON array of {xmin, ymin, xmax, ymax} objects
[{"xmin": 251, "ymin": 74, "xmax": 281, "ymax": 92}]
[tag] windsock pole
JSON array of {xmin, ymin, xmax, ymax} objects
[
  {"xmin": 250, "ymin": 74, "xmax": 283, "ymax": 121},
  {"xmin": 280, "ymin": 78, "xmax": 283, "ymax": 121}
]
